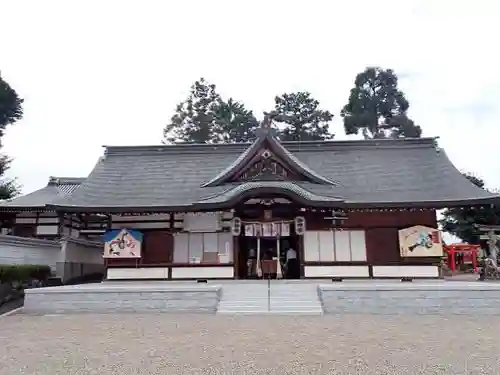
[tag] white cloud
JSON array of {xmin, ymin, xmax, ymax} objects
[{"xmin": 0, "ymin": 0, "xmax": 499, "ymax": 193}]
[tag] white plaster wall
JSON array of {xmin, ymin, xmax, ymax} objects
[
  {"xmin": 107, "ymin": 267, "xmax": 168, "ymax": 280},
  {"xmin": 372, "ymin": 265, "xmax": 439, "ymax": 278},
  {"xmin": 0, "ymin": 235, "xmax": 61, "ymax": 273},
  {"xmin": 61, "ymin": 226, "xmax": 80, "ymax": 238},
  {"xmin": 111, "ymin": 214, "xmax": 171, "ymax": 230},
  {"xmin": 15, "ymin": 213, "xmax": 60, "ymax": 236},
  {"xmin": 303, "ymin": 230, "xmax": 367, "ymax": 262},
  {"xmin": 304, "ymin": 265, "xmax": 370, "ymax": 278},
  {"xmin": 111, "ymin": 214, "xmax": 171, "ymax": 222},
  {"xmin": 60, "ymin": 237, "xmax": 104, "ymax": 265},
  {"xmin": 15, "ymin": 212, "xmax": 37, "ymax": 224},
  {"xmin": 171, "ymin": 267, "xmax": 234, "ymax": 279}
]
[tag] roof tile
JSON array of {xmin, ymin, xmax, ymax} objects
[{"xmin": 0, "ymin": 177, "xmax": 84, "ymax": 209}]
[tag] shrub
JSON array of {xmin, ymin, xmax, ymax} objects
[{"xmin": 0, "ymin": 265, "xmax": 52, "ymax": 284}]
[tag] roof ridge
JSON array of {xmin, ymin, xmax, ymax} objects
[
  {"xmin": 47, "ymin": 176, "xmax": 86, "ymax": 186},
  {"xmin": 54, "ymin": 177, "xmax": 86, "ymax": 184},
  {"xmin": 103, "ymin": 137, "xmax": 439, "ymax": 156}
]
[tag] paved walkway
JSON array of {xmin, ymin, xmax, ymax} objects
[{"xmin": 0, "ymin": 313, "xmax": 498, "ymax": 374}]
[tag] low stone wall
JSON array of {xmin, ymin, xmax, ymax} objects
[
  {"xmin": 319, "ymin": 281, "xmax": 500, "ymax": 315},
  {"xmin": 0, "ymin": 235, "xmax": 105, "ymax": 282},
  {"xmin": 23, "ymin": 284, "xmax": 221, "ymax": 314}
]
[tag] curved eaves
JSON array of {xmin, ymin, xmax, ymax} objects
[{"xmin": 197, "ymin": 181, "xmax": 344, "ymax": 205}]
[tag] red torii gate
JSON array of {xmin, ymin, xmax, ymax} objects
[{"xmin": 444, "ymin": 243, "xmax": 480, "ymax": 273}]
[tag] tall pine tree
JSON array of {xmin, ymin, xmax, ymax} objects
[
  {"xmin": 270, "ymin": 92, "xmax": 334, "ymax": 142},
  {"xmin": 163, "ymin": 78, "xmax": 220, "ymax": 144},
  {"xmin": 0, "ymin": 72, "xmax": 22, "ymax": 199},
  {"xmin": 341, "ymin": 67, "xmax": 422, "ymax": 139},
  {"xmin": 163, "ymin": 78, "xmax": 258, "ymax": 144},
  {"xmin": 213, "ymin": 98, "xmax": 259, "ymax": 143}
]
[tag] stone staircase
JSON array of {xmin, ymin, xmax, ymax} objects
[{"xmin": 216, "ymin": 281, "xmax": 323, "ymax": 315}]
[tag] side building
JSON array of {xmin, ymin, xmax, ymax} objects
[
  {"xmin": 2, "ymin": 125, "xmax": 499, "ymax": 280},
  {"xmin": 0, "ymin": 177, "xmax": 104, "ymax": 281}
]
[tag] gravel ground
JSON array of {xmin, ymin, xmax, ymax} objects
[{"xmin": 0, "ymin": 314, "xmax": 498, "ymax": 375}]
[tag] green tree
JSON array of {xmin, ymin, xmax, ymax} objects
[
  {"xmin": 0, "ymin": 72, "xmax": 23, "ymax": 200},
  {"xmin": 341, "ymin": 67, "xmax": 422, "ymax": 139},
  {"xmin": 270, "ymin": 92, "xmax": 334, "ymax": 142},
  {"xmin": 0, "ymin": 155, "xmax": 20, "ymax": 200},
  {"xmin": 213, "ymin": 98, "xmax": 259, "ymax": 143},
  {"xmin": 163, "ymin": 78, "xmax": 259, "ymax": 144},
  {"xmin": 440, "ymin": 173, "xmax": 500, "ymax": 244},
  {"xmin": 163, "ymin": 78, "xmax": 220, "ymax": 144}
]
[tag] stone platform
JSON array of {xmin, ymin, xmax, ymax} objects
[
  {"xmin": 18, "ymin": 279, "xmax": 500, "ymax": 316},
  {"xmin": 319, "ymin": 280, "xmax": 500, "ymax": 315},
  {"xmin": 22, "ymin": 282, "xmax": 221, "ymax": 315}
]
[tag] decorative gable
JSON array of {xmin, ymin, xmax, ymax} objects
[
  {"xmin": 236, "ymin": 148, "xmax": 301, "ymax": 182},
  {"xmin": 201, "ymin": 116, "xmax": 336, "ymax": 188}
]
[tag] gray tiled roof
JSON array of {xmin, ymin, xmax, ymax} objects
[
  {"xmin": 47, "ymin": 137, "xmax": 500, "ymax": 211},
  {"xmin": 0, "ymin": 177, "xmax": 85, "ymax": 210}
]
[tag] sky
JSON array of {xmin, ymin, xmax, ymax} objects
[{"xmin": 0, "ymin": 0, "xmax": 499, "ymax": 197}]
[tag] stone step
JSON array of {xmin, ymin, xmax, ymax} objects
[
  {"xmin": 222, "ymin": 290, "xmax": 317, "ymax": 296},
  {"xmin": 217, "ymin": 283, "xmax": 323, "ymax": 315},
  {"xmin": 218, "ymin": 307, "xmax": 323, "ymax": 311},
  {"xmin": 220, "ymin": 298, "xmax": 321, "ymax": 305},
  {"xmin": 219, "ymin": 298, "xmax": 321, "ymax": 301},
  {"xmin": 218, "ymin": 307, "xmax": 323, "ymax": 312},
  {"xmin": 222, "ymin": 295, "xmax": 317, "ymax": 301},
  {"xmin": 217, "ymin": 310, "xmax": 323, "ymax": 315},
  {"xmin": 219, "ymin": 293, "xmax": 320, "ymax": 297},
  {"xmin": 223, "ymin": 290, "xmax": 319, "ymax": 292},
  {"xmin": 218, "ymin": 304, "xmax": 322, "ymax": 308}
]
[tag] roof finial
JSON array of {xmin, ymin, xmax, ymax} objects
[
  {"xmin": 259, "ymin": 110, "xmax": 278, "ymax": 135},
  {"xmin": 47, "ymin": 176, "xmax": 59, "ymax": 186},
  {"xmin": 262, "ymin": 113, "xmax": 272, "ymax": 129}
]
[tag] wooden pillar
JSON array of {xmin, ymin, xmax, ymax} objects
[
  {"xmin": 233, "ymin": 235, "xmax": 239, "ymax": 279},
  {"xmin": 57, "ymin": 212, "xmax": 65, "ymax": 238},
  {"xmin": 298, "ymin": 234, "xmax": 305, "ymax": 278},
  {"xmin": 106, "ymin": 214, "xmax": 112, "ymax": 230}
]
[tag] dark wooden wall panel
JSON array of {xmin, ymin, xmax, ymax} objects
[
  {"xmin": 107, "ymin": 258, "xmax": 136, "ymax": 266},
  {"xmin": 305, "ymin": 210, "xmax": 437, "ymax": 230},
  {"xmin": 142, "ymin": 230, "xmax": 172, "ymax": 263},
  {"xmin": 345, "ymin": 210, "xmax": 437, "ymax": 228},
  {"xmin": 365, "ymin": 228, "xmax": 400, "ymax": 265}
]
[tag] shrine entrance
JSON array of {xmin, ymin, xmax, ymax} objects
[{"xmin": 234, "ymin": 199, "xmax": 304, "ymax": 280}]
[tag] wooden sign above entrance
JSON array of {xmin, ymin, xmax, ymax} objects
[{"xmin": 243, "ymin": 221, "xmax": 292, "ymax": 237}]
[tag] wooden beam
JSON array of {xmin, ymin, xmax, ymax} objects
[{"xmin": 79, "ymin": 229, "xmax": 106, "ymax": 235}]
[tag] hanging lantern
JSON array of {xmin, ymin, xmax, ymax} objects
[
  {"xmin": 294, "ymin": 216, "xmax": 306, "ymax": 235},
  {"xmin": 231, "ymin": 217, "xmax": 242, "ymax": 236}
]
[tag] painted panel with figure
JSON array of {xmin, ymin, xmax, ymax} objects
[
  {"xmin": 399, "ymin": 225, "xmax": 442, "ymax": 258},
  {"xmin": 103, "ymin": 228, "xmax": 143, "ymax": 258}
]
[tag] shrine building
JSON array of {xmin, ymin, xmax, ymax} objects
[{"xmin": 1, "ymin": 123, "xmax": 499, "ymax": 281}]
